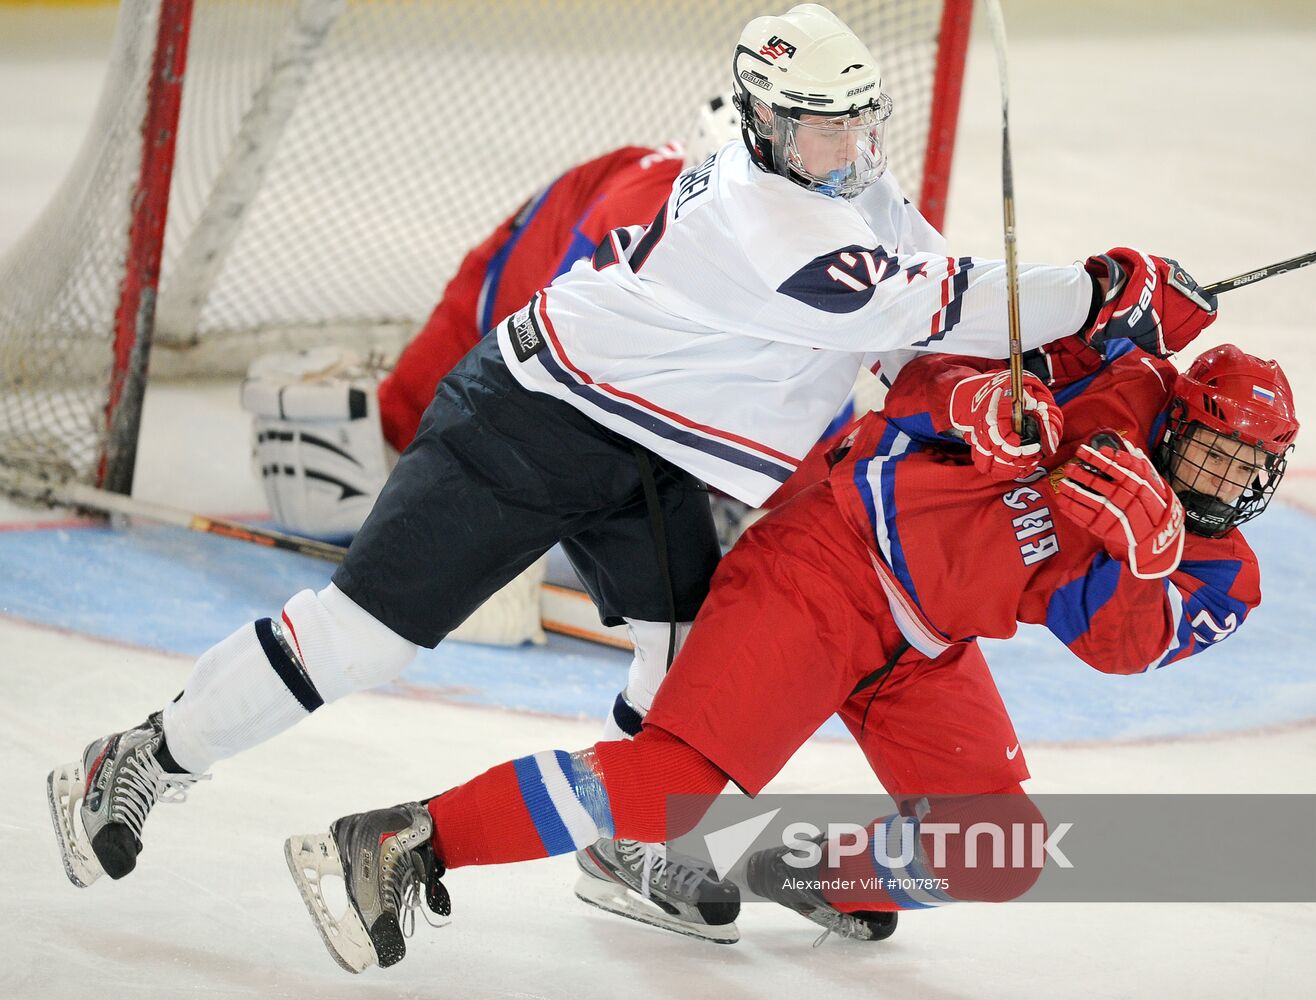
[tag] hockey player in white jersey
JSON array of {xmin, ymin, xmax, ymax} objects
[{"xmin": 47, "ymin": 2, "xmax": 1217, "ymax": 950}]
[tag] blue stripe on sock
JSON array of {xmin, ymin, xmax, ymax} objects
[
  {"xmin": 867, "ymin": 817, "xmax": 934, "ymax": 910},
  {"xmin": 559, "ymin": 749, "xmax": 615, "ymax": 839},
  {"xmin": 511, "ymin": 754, "xmax": 577, "ymax": 856}
]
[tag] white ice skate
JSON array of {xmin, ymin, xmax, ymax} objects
[
  {"xmin": 47, "ymin": 711, "xmax": 204, "ymax": 888},
  {"xmin": 574, "ymin": 838, "xmax": 740, "ymax": 944},
  {"xmin": 286, "ymin": 801, "xmax": 448, "ymax": 974}
]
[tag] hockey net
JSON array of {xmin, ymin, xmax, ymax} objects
[{"xmin": 0, "ymin": 0, "xmax": 971, "ymax": 494}]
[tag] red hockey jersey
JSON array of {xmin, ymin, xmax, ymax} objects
[{"xmin": 830, "ymin": 339, "xmax": 1261, "ymax": 673}]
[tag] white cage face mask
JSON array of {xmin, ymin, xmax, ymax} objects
[{"xmin": 762, "ymin": 95, "xmax": 892, "ymax": 199}]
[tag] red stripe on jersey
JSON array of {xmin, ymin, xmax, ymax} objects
[
  {"xmin": 534, "ymin": 293, "xmax": 801, "ymax": 468},
  {"xmin": 929, "ymin": 256, "xmax": 955, "ymax": 340}
]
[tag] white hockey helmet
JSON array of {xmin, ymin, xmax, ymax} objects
[
  {"xmin": 683, "ymin": 92, "xmax": 741, "ymax": 166},
  {"xmin": 732, "ymin": 3, "xmax": 893, "ymax": 199}
]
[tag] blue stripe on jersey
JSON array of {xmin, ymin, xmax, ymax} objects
[
  {"xmin": 1145, "ymin": 408, "xmax": 1169, "ymax": 453},
  {"xmin": 940, "ymin": 257, "xmax": 976, "ymax": 336},
  {"xmin": 531, "ymin": 307, "xmax": 796, "ymax": 484},
  {"xmin": 853, "ymin": 453, "xmax": 879, "ymax": 540},
  {"xmin": 1045, "ymin": 554, "xmax": 1125, "ymax": 646},
  {"xmin": 478, "ymin": 181, "xmax": 559, "ymax": 333},
  {"xmin": 886, "ymin": 411, "xmax": 952, "ymax": 445},
  {"xmin": 553, "ymin": 226, "xmax": 600, "ymax": 281},
  {"xmin": 1163, "ymin": 558, "xmax": 1250, "ymax": 662},
  {"xmin": 852, "ymin": 421, "xmax": 903, "ymax": 544},
  {"xmin": 1054, "ymin": 338, "xmax": 1137, "ymax": 406},
  {"xmin": 880, "ymin": 449, "xmax": 921, "ymax": 604},
  {"xmin": 852, "ymin": 424, "xmax": 922, "ymax": 606},
  {"xmin": 911, "ymin": 256, "xmax": 975, "ymax": 348},
  {"xmin": 511, "ymin": 753, "xmax": 577, "ymax": 856},
  {"xmin": 1178, "ymin": 558, "xmax": 1244, "ymax": 609}
]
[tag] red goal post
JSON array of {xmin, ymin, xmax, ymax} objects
[{"xmin": 0, "ymin": 0, "xmax": 972, "ymax": 497}]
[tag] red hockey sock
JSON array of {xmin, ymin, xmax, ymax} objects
[
  {"xmin": 428, "ymin": 725, "xmax": 727, "ymax": 870},
  {"xmin": 594, "ymin": 726, "xmax": 728, "ymax": 840},
  {"xmin": 824, "ymin": 785, "xmax": 1043, "ymax": 913}
]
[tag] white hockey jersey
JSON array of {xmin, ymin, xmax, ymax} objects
[{"xmin": 496, "ymin": 143, "xmax": 1092, "ymax": 506}]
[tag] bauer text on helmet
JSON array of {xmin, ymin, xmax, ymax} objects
[
  {"xmin": 731, "ymin": 3, "xmax": 892, "ymax": 199},
  {"xmin": 1155, "ymin": 344, "xmax": 1299, "ymax": 538}
]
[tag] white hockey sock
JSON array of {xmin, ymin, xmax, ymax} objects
[
  {"xmin": 600, "ymin": 618, "xmax": 693, "ymax": 741},
  {"xmin": 163, "ymin": 584, "xmax": 416, "ymax": 773}
]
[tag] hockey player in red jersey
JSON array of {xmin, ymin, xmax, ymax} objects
[
  {"xmin": 281, "ymin": 325, "xmax": 1297, "ymax": 969},
  {"xmin": 48, "ymin": 3, "xmax": 1220, "ymax": 956}
]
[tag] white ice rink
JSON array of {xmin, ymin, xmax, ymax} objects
[{"xmin": 3, "ymin": 3, "xmax": 1316, "ymax": 998}]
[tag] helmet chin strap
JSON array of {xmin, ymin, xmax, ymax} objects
[{"xmin": 1177, "ymin": 489, "xmax": 1238, "ymax": 539}]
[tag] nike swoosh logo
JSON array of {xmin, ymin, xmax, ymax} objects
[
  {"xmin": 1140, "ymin": 356, "xmax": 1169, "ymax": 391},
  {"xmin": 1006, "ymin": 744, "xmax": 1021, "ymax": 760}
]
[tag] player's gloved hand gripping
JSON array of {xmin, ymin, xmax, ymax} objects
[
  {"xmin": 1082, "ymin": 247, "xmax": 1217, "ymax": 357},
  {"xmin": 1054, "ymin": 432, "xmax": 1186, "ymax": 580},
  {"xmin": 948, "ymin": 369, "xmax": 1064, "ymax": 481}
]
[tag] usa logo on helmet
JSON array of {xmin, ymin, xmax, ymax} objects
[{"xmin": 760, "ymin": 35, "xmax": 796, "ymax": 60}]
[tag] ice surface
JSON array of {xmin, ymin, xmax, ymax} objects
[{"xmin": 2, "ymin": 4, "xmax": 1315, "ymax": 997}]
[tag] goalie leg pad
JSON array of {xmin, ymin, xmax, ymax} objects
[{"xmin": 243, "ymin": 348, "xmax": 394, "ymax": 536}]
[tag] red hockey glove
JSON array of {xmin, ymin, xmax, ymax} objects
[
  {"xmin": 947, "ymin": 369, "xmax": 1064, "ymax": 481},
  {"xmin": 1083, "ymin": 247, "xmax": 1217, "ymax": 358},
  {"xmin": 1055, "ymin": 433, "xmax": 1185, "ymax": 579}
]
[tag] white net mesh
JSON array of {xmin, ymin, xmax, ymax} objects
[{"xmin": 0, "ymin": 0, "xmax": 963, "ymax": 488}]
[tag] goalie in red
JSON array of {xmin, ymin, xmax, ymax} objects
[{"xmin": 281, "ymin": 326, "xmax": 1298, "ymax": 970}]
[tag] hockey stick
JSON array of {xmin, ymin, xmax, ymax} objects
[
  {"xmin": 0, "ymin": 466, "xmax": 349, "ymax": 562},
  {"xmin": 1203, "ymin": 251, "xmax": 1316, "ymax": 296},
  {"xmin": 0, "ymin": 465, "xmax": 630, "ymax": 649},
  {"xmin": 981, "ymin": 0, "xmax": 1031, "ymax": 439}
]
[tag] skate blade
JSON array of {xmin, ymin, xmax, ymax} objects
[
  {"xmin": 573, "ymin": 872, "xmax": 740, "ymax": 945},
  {"xmin": 46, "ymin": 763, "xmax": 103, "ymax": 888},
  {"xmin": 284, "ymin": 832, "xmax": 378, "ymax": 974}
]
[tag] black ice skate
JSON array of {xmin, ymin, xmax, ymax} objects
[
  {"xmin": 575, "ymin": 838, "xmax": 741, "ymax": 944},
  {"xmin": 286, "ymin": 801, "xmax": 449, "ymax": 974},
  {"xmin": 745, "ymin": 843, "xmax": 898, "ymax": 943},
  {"xmin": 47, "ymin": 711, "xmax": 205, "ymax": 887}
]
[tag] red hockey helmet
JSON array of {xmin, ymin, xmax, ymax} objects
[{"xmin": 1156, "ymin": 344, "xmax": 1299, "ymax": 537}]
